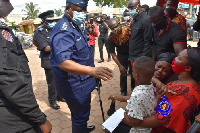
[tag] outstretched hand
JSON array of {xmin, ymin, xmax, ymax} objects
[{"xmin": 91, "ymin": 67, "xmax": 113, "ymax": 81}]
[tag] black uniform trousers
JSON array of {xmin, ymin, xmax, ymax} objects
[
  {"xmin": 98, "ymin": 35, "xmax": 111, "ymax": 60},
  {"xmin": 117, "ymin": 53, "xmax": 135, "ymax": 94},
  {"xmin": 44, "ymin": 68, "xmax": 57, "ymax": 104},
  {"xmin": 90, "ymin": 44, "xmax": 95, "ymax": 59}
]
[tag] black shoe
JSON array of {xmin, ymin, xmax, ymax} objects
[
  {"xmin": 98, "ymin": 59, "xmax": 104, "ymax": 63},
  {"xmin": 121, "ymin": 92, "xmax": 127, "ymax": 96},
  {"xmin": 50, "ymin": 102, "xmax": 60, "ymax": 110},
  {"xmin": 86, "ymin": 125, "xmax": 95, "ymax": 132},
  {"xmin": 107, "ymin": 103, "xmax": 116, "ymax": 116},
  {"xmin": 107, "ymin": 58, "xmax": 111, "ymax": 62},
  {"xmin": 57, "ymin": 97, "xmax": 66, "ymax": 102}
]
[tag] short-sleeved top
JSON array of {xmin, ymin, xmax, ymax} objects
[
  {"xmin": 172, "ymin": 13, "xmax": 187, "ymax": 32},
  {"xmin": 151, "ymin": 82, "xmax": 200, "ymax": 133},
  {"xmin": 126, "ymin": 84, "xmax": 157, "ymax": 133},
  {"xmin": 129, "ymin": 12, "xmax": 153, "ymax": 61},
  {"xmin": 153, "ymin": 20, "xmax": 187, "ymax": 59},
  {"xmin": 50, "ymin": 15, "xmax": 96, "ymax": 99}
]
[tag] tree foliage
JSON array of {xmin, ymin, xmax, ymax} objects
[
  {"xmin": 93, "ymin": 0, "xmax": 129, "ymax": 8},
  {"xmin": 54, "ymin": 8, "xmax": 64, "ymax": 16},
  {"xmin": 22, "ymin": 2, "xmax": 40, "ymax": 20}
]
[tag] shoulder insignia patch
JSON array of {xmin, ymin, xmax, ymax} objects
[
  {"xmin": 61, "ymin": 22, "xmax": 68, "ymax": 31},
  {"xmin": 38, "ymin": 27, "xmax": 44, "ymax": 31},
  {"xmin": 2, "ymin": 29, "xmax": 14, "ymax": 42}
]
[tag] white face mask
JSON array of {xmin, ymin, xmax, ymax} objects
[{"xmin": 72, "ymin": 10, "xmax": 86, "ymax": 25}]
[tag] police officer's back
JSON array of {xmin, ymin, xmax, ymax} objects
[{"xmin": 0, "ymin": 1, "xmax": 52, "ymax": 132}]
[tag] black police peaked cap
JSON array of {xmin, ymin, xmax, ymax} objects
[{"xmin": 38, "ymin": 10, "xmax": 54, "ymax": 20}]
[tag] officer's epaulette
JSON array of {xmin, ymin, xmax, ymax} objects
[
  {"xmin": 0, "ymin": 21, "xmax": 9, "ymax": 29},
  {"xmin": 38, "ymin": 27, "xmax": 44, "ymax": 31},
  {"xmin": 61, "ymin": 21, "xmax": 68, "ymax": 31}
]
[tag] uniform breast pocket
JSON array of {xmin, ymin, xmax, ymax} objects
[
  {"xmin": 73, "ymin": 39, "xmax": 90, "ymax": 60},
  {"xmin": 3, "ymin": 46, "xmax": 19, "ymax": 70}
]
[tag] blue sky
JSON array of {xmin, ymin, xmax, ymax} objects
[{"xmin": 10, "ymin": 0, "xmax": 157, "ymax": 14}]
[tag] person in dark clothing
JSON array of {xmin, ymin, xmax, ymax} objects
[
  {"xmin": 193, "ymin": 11, "xmax": 200, "ymax": 47},
  {"xmin": 34, "ymin": 10, "xmax": 65, "ymax": 110},
  {"xmin": 141, "ymin": 4, "xmax": 150, "ymax": 14},
  {"xmin": 108, "ymin": 18, "xmax": 131, "ymax": 96},
  {"xmin": 0, "ymin": 1, "xmax": 52, "ymax": 133},
  {"xmin": 95, "ymin": 14, "xmax": 111, "ymax": 63},
  {"xmin": 128, "ymin": 0, "xmax": 153, "ymax": 65},
  {"xmin": 148, "ymin": 6, "xmax": 187, "ymax": 60}
]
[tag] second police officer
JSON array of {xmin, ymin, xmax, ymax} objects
[{"xmin": 34, "ymin": 10, "xmax": 65, "ymax": 110}]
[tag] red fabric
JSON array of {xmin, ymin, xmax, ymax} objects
[
  {"xmin": 88, "ymin": 22, "xmax": 99, "ymax": 46},
  {"xmin": 158, "ymin": 0, "xmax": 167, "ymax": 8},
  {"xmin": 173, "ymin": 42, "xmax": 187, "ymax": 45},
  {"xmin": 179, "ymin": 0, "xmax": 200, "ymax": 5},
  {"xmin": 157, "ymin": 0, "xmax": 200, "ymax": 7},
  {"xmin": 158, "ymin": 18, "xmax": 171, "ymax": 37},
  {"xmin": 151, "ymin": 82, "xmax": 200, "ymax": 133}
]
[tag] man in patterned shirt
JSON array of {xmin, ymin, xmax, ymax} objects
[{"xmin": 165, "ymin": 0, "xmax": 187, "ymax": 32}]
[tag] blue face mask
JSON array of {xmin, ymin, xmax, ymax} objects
[
  {"xmin": 129, "ymin": 9, "xmax": 138, "ymax": 17},
  {"xmin": 72, "ymin": 11, "xmax": 86, "ymax": 25},
  {"xmin": 47, "ymin": 22, "xmax": 56, "ymax": 29},
  {"xmin": 124, "ymin": 16, "xmax": 130, "ymax": 21}
]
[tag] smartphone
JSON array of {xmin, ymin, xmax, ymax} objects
[{"xmin": 90, "ymin": 19, "xmax": 93, "ymax": 24}]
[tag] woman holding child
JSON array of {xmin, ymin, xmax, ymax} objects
[{"xmin": 109, "ymin": 48, "xmax": 200, "ymax": 133}]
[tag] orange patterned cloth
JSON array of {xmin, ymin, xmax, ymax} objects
[
  {"xmin": 172, "ymin": 13, "xmax": 187, "ymax": 32},
  {"xmin": 109, "ymin": 23, "xmax": 131, "ymax": 46},
  {"xmin": 151, "ymin": 82, "xmax": 200, "ymax": 133}
]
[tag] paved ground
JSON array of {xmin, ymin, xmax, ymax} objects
[
  {"xmin": 25, "ymin": 45, "xmax": 130, "ymax": 133},
  {"xmin": 24, "ymin": 41, "xmax": 198, "ymax": 133}
]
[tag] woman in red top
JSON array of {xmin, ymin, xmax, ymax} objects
[{"xmin": 120, "ymin": 48, "xmax": 200, "ymax": 133}]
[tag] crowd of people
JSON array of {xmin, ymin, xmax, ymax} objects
[{"xmin": 0, "ymin": 0, "xmax": 200, "ymax": 133}]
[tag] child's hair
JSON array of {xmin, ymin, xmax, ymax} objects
[{"xmin": 134, "ymin": 56, "xmax": 155, "ymax": 80}]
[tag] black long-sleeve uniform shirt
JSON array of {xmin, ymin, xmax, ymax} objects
[{"xmin": 0, "ymin": 22, "xmax": 46, "ymax": 132}]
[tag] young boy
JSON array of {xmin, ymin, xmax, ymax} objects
[{"xmin": 108, "ymin": 56, "xmax": 157, "ymax": 133}]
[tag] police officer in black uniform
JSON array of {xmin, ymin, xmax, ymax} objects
[
  {"xmin": 0, "ymin": 0, "xmax": 52, "ymax": 133},
  {"xmin": 96, "ymin": 14, "xmax": 111, "ymax": 63},
  {"xmin": 34, "ymin": 10, "xmax": 64, "ymax": 110}
]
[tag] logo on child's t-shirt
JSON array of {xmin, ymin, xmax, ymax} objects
[{"xmin": 156, "ymin": 95, "xmax": 173, "ymax": 116}]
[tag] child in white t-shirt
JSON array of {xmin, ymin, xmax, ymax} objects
[{"xmin": 108, "ymin": 56, "xmax": 157, "ymax": 133}]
